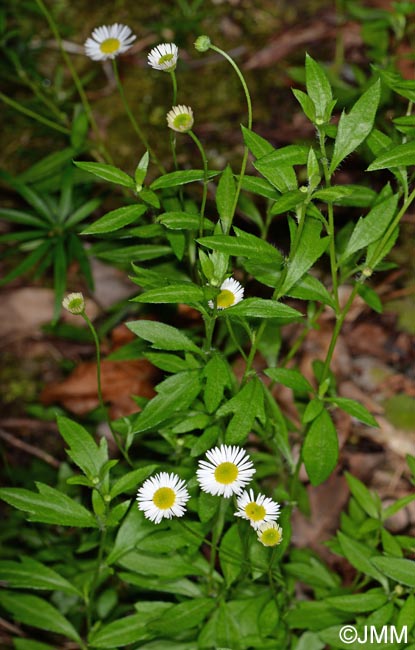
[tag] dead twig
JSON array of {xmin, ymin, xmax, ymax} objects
[{"xmin": 0, "ymin": 428, "xmax": 60, "ymax": 468}]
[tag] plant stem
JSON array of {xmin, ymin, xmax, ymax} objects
[
  {"xmin": 208, "ymin": 498, "xmax": 228, "ymax": 593},
  {"xmin": 81, "ymin": 312, "xmax": 131, "ymax": 465},
  {"xmin": 112, "ymin": 60, "xmax": 163, "ymax": 173},
  {"xmin": 188, "ymin": 130, "xmax": 209, "ymax": 237},
  {"xmin": 0, "ymin": 92, "xmax": 70, "ymax": 135},
  {"xmin": 209, "ymin": 44, "xmax": 253, "ymax": 234},
  {"xmin": 34, "ymin": 0, "xmax": 113, "ymax": 164},
  {"xmin": 86, "ymin": 523, "xmax": 108, "ymax": 631},
  {"xmin": 318, "ymin": 127, "xmax": 339, "ymax": 312}
]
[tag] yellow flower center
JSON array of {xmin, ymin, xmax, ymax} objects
[
  {"xmin": 260, "ymin": 527, "xmax": 282, "ymax": 547},
  {"xmin": 244, "ymin": 502, "xmax": 266, "ymax": 522},
  {"xmin": 159, "ymin": 53, "xmax": 174, "ymax": 66},
  {"xmin": 214, "ymin": 462, "xmax": 238, "ymax": 485},
  {"xmin": 217, "ymin": 289, "xmax": 235, "ymax": 309},
  {"xmin": 173, "ymin": 113, "xmax": 192, "ymax": 131},
  {"xmin": 153, "ymin": 487, "xmax": 176, "ymax": 510},
  {"xmin": 100, "ymin": 38, "xmax": 121, "ymax": 54}
]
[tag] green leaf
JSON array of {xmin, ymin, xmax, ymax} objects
[
  {"xmin": 203, "ymin": 354, "xmax": 233, "ymax": 413},
  {"xmin": 96, "ymin": 244, "xmax": 171, "ymax": 263},
  {"xmin": 279, "ymin": 218, "xmax": 329, "ymax": 294},
  {"xmin": 219, "ymin": 524, "xmax": 243, "ymax": 586},
  {"xmin": 0, "ymin": 208, "xmax": 48, "ymax": 228},
  {"xmin": 120, "ymin": 572, "xmax": 203, "ymax": 598},
  {"xmin": 135, "ymin": 150, "xmax": 149, "ymax": 189},
  {"xmin": 198, "ymin": 229, "xmax": 282, "ymax": 264},
  {"xmin": 0, "ymin": 241, "xmax": 50, "ymax": 286},
  {"xmin": 305, "ymin": 54, "xmax": 333, "ymax": 120},
  {"xmin": 0, "ymin": 591, "xmax": 80, "ymax": 642},
  {"xmin": 264, "ymin": 368, "xmax": 313, "ymax": 393},
  {"xmin": 73, "ymin": 161, "xmax": 135, "ymax": 189},
  {"xmin": 57, "ymin": 416, "xmax": 107, "ymax": 479},
  {"xmin": 367, "ymin": 140, "xmax": 415, "ymax": 171},
  {"xmin": 337, "ymin": 532, "xmax": 388, "ymax": 588},
  {"xmin": 127, "ymin": 320, "xmax": 201, "ymax": 354},
  {"xmin": 254, "ymin": 158, "xmax": 298, "ymax": 192},
  {"xmin": 132, "ymin": 283, "xmax": 205, "ymax": 305},
  {"xmin": 149, "ymin": 599, "xmax": 215, "ymax": 637},
  {"xmin": 144, "ymin": 352, "xmax": 197, "ymax": 373},
  {"xmin": 328, "ymin": 398, "xmax": 379, "ymax": 427},
  {"xmin": 18, "ymin": 149, "xmax": 75, "ymax": 184},
  {"xmin": 221, "ymin": 297, "xmax": 302, "ymax": 322},
  {"xmin": 110, "ymin": 465, "xmax": 158, "ymax": 498},
  {"xmin": 65, "ymin": 197, "xmax": 102, "ymax": 228},
  {"xmin": 9, "ymin": 183, "xmax": 54, "ymax": 222},
  {"xmin": 329, "ymin": 80, "xmax": 381, "ymax": 174},
  {"xmin": 383, "ymin": 493, "xmax": 415, "ymax": 520},
  {"xmin": 303, "ymin": 408, "xmax": 338, "ymax": 485},
  {"xmin": 0, "ymin": 483, "xmax": 97, "ymax": 527},
  {"xmin": 325, "ymin": 591, "xmax": 387, "ymax": 613},
  {"xmin": 312, "ymin": 186, "xmax": 355, "ymax": 202},
  {"xmin": 345, "ymin": 472, "xmax": 380, "ymax": 519},
  {"xmin": 0, "ymin": 557, "xmax": 80, "ymax": 596},
  {"xmin": 241, "ymin": 125, "xmax": 275, "ymax": 158},
  {"xmin": 341, "ymin": 193, "xmax": 398, "ymax": 260},
  {"xmin": 286, "ymin": 601, "xmax": 348, "ymax": 631},
  {"xmin": 216, "ymin": 165, "xmax": 236, "ymax": 231},
  {"xmin": 88, "ymin": 613, "xmax": 149, "ymax": 648},
  {"xmin": 191, "ymin": 425, "xmax": 220, "ymax": 457},
  {"xmin": 118, "ymin": 550, "xmax": 205, "ymax": 579},
  {"xmin": 132, "ymin": 371, "xmax": 202, "ymax": 434},
  {"xmin": 158, "ymin": 211, "xmax": 214, "ymax": 231},
  {"xmin": 198, "ymin": 491, "xmax": 219, "ymax": 523},
  {"xmin": 151, "ymin": 169, "xmax": 218, "ymax": 190},
  {"xmin": 397, "ymin": 593, "xmax": 415, "ymax": 632},
  {"xmin": 269, "ymin": 189, "xmax": 306, "ymax": 216},
  {"xmin": 218, "ymin": 376, "xmax": 266, "ymax": 444},
  {"xmin": 357, "ymin": 283, "xmax": 383, "ymax": 313},
  {"xmin": 292, "ymin": 88, "xmax": 316, "ymax": 122},
  {"xmin": 239, "ymin": 175, "xmax": 280, "ymax": 200},
  {"xmin": 371, "ymin": 557, "xmax": 415, "ymax": 587},
  {"xmin": 81, "ymin": 204, "xmax": 146, "ymax": 234},
  {"xmin": 257, "ymin": 144, "xmax": 309, "ymax": 167}
]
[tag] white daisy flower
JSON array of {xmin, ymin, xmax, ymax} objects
[
  {"xmin": 148, "ymin": 43, "xmax": 179, "ymax": 72},
  {"xmin": 257, "ymin": 521, "xmax": 283, "ymax": 547},
  {"xmin": 196, "ymin": 445, "xmax": 255, "ymax": 498},
  {"xmin": 234, "ymin": 488, "xmax": 281, "ymax": 530},
  {"xmin": 166, "ymin": 105, "xmax": 194, "ymax": 133},
  {"xmin": 84, "ymin": 23, "xmax": 136, "ymax": 61},
  {"xmin": 62, "ymin": 292, "xmax": 85, "ymax": 315},
  {"xmin": 137, "ymin": 472, "xmax": 190, "ymax": 524},
  {"xmin": 208, "ymin": 277, "xmax": 244, "ymax": 310}
]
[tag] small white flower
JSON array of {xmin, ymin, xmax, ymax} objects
[
  {"xmin": 84, "ymin": 23, "xmax": 136, "ymax": 61},
  {"xmin": 137, "ymin": 472, "xmax": 190, "ymax": 524},
  {"xmin": 234, "ymin": 488, "xmax": 280, "ymax": 530},
  {"xmin": 62, "ymin": 292, "xmax": 85, "ymax": 315},
  {"xmin": 208, "ymin": 277, "xmax": 244, "ymax": 310},
  {"xmin": 166, "ymin": 105, "xmax": 194, "ymax": 133},
  {"xmin": 148, "ymin": 43, "xmax": 178, "ymax": 71},
  {"xmin": 196, "ymin": 445, "xmax": 255, "ymax": 498},
  {"xmin": 257, "ymin": 521, "xmax": 283, "ymax": 547}
]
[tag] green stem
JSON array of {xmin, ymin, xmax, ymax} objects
[
  {"xmin": 203, "ymin": 312, "xmax": 217, "ymax": 353},
  {"xmin": 209, "ymin": 44, "xmax": 253, "ymax": 234},
  {"xmin": 188, "ymin": 130, "xmax": 209, "ymax": 237},
  {"xmin": 320, "ymin": 283, "xmax": 359, "ymax": 383},
  {"xmin": 318, "ymin": 127, "xmax": 339, "ymax": 312},
  {"xmin": 209, "ymin": 499, "xmax": 228, "ymax": 593},
  {"xmin": 225, "ymin": 316, "xmax": 248, "ymax": 361},
  {"xmin": 112, "ymin": 60, "xmax": 162, "ymax": 172},
  {"xmin": 86, "ymin": 524, "xmax": 108, "ymax": 631},
  {"xmin": 81, "ymin": 312, "xmax": 131, "ymax": 465},
  {"xmin": 0, "ymin": 92, "xmax": 70, "ymax": 135},
  {"xmin": 34, "ymin": 0, "xmax": 113, "ymax": 164}
]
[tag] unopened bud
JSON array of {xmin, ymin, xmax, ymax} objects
[
  {"xmin": 194, "ymin": 35, "xmax": 211, "ymax": 52},
  {"xmin": 62, "ymin": 292, "xmax": 85, "ymax": 315}
]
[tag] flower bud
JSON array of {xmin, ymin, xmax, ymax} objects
[
  {"xmin": 194, "ymin": 35, "xmax": 211, "ymax": 52},
  {"xmin": 62, "ymin": 292, "xmax": 85, "ymax": 315}
]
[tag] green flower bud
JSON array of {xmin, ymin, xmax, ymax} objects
[{"xmin": 194, "ymin": 35, "xmax": 211, "ymax": 52}]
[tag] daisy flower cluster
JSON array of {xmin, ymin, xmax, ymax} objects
[{"xmin": 137, "ymin": 444, "xmax": 282, "ymax": 547}]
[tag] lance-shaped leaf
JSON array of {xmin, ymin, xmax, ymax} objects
[
  {"xmin": 305, "ymin": 54, "xmax": 333, "ymax": 121},
  {"xmin": 303, "ymin": 408, "xmax": 338, "ymax": 485},
  {"xmin": 74, "ymin": 161, "xmax": 135, "ymax": 189},
  {"xmin": 131, "ymin": 370, "xmax": 202, "ymax": 434},
  {"xmin": 88, "ymin": 613, "xmax": 149, "ymax": 648},
  {"xmin": 279, "ymin": 218, "xmax": 329, "ymax": 295},
  {"xmin": 132, "ymin": 283, "xmax": 206, "ymax": 305},
  {"xmin": 367, "ymin": 139, "xmax": 415, "ymax": 171},
  {"xmin": 216, "ymin": 165, "xmax": 236, "ymax": 231},
  {"xmin": 217, "ymin": 377, "xmax": 266, "ymax": 444},
  {"xmin": 57, "ymin": 416, "xmax": 108, "ymax": 479},
  {"xmin": 151, "ymin": 169, "xmax": 218, "ymax": 190},
  {"xmin": 203, "ymin": 354, "xmax": 233, "ymax": 413},
  {"xmin": 148, "ymin": 598, "xmax": 216, "ymax": 637},
  {"xmin": 221, "ymin": 297, "xmax": 302, "ymax": 322},
  {"xmin": 127, "ymin": 320, "xmax": 201, "ymax": 354},
  {"xmin": 0, "ymin": 483, "xmax": 97, "ymax": 527},
  {"xmin": 198, "ymin": 228, "xmax": 282, "ymax": 264},
  {"xmin": 0, "ymin": 591, "xmax": 81, "ymax": 642},
  {"xmin": 329, "ymin": 80, "xmax": 381, "ymax": 175},
  {"xmin": 340, "ymin": 193, "xmax": 398, "ymax": 261},
  {"xmin": 81, "ymin": 204, "xmax": 146, "ymax": 235},
  {"xmin": 0, "ymin": 557, "xmax": 81, "ymax": 596}
]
